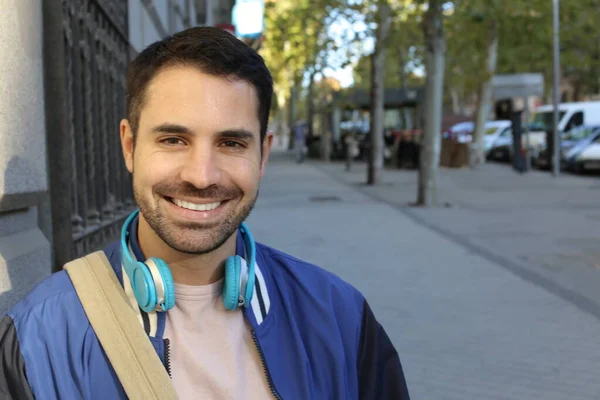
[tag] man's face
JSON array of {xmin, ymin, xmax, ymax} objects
[{"xmin": 120, "ymin": 66, "xmax": 272, "ymax": 254}]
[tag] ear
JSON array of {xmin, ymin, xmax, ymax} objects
[
  {"xmin": 260, "ymin": 131, "xmax": 274, "ymax": 177},
  {"xmin": 120, "ymin": 119, "xmax": 134, "ymax": 173}
]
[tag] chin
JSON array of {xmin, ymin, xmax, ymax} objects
[{"xmin": 156, "ymin": 218, "xmax": 238, "ymax": 255}]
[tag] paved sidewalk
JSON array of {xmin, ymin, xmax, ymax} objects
[
  {"xmin": 315, "ymin": 159, "xmax": 600, "ymax": 322},
  {"xmin": 248, "ymin": 152, "xmax": 600, "ymax": 399}
]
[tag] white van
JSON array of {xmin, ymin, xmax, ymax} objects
[
  {"xmin": 523, "ymin": 101, "xmax": 600, "ymax": 155},
  {"xmin": 482, "ymin": 120, "xmax": 512, "ymax": 155}
]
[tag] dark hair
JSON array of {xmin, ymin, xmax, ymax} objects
[{"xmin": 126, "ymin": 27, "xmax": 273, "ymax": 142}]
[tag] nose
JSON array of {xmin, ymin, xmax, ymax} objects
[{"xmin": 178, "ymin": 143, "xmax": 221, "ymax": 189}]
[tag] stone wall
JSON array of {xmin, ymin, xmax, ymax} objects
[{"xmin": 0, "ymin": 1, "xmax": 51, "ymax": 315}]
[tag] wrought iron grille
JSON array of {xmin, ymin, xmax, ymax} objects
[{"xmin": 62, "ymin": 0, "xmax": 134, "ymax": 258}]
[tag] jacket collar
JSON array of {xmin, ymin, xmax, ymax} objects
[{"xmin": 121, "ymin": 214, "xmax": 271, "ymax": 337}]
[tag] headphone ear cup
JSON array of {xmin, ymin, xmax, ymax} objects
[
  {"xmin": 130, "ymin": 261, "xmax": 158, "ymax": 313},
  {"xmin": 150, "ymin": 257, "xmax": 175, "ymax": 311},
  {"xmin": 223, "ymin": 256, "xmax": 241, "ymax": 310}
]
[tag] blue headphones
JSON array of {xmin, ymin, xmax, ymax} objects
[{"xmin": 120, "ymin": 209, "xmax": 256, "ymax": 313}]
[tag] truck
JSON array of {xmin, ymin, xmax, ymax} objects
[{"xmin": 522, "ymin": 101, "xmax": 600, "ymax": 161}]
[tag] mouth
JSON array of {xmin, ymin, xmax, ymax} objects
[{"xmin": 166, "ymin": 197, "xmax": 226, "ymax": 212}]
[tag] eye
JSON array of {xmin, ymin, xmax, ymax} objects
[
  {"xmin": 221, "ymin": 140, "xmax": 245, "ymax": 148},
  {"xmin": 160, "ymin": 137, "xmax": 185, "ymax": 146}
]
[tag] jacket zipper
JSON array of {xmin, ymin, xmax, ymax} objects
[
  {"xmin": 251, "ymin": 330, "xmax": 283, "ymax": 399},
  {"xmin": 164, "ymin": 338, "xmax": 172, "ymax": 378}
]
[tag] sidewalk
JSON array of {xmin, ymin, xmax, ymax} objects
[
  {"xmin": 314, "ymin": 159, "xmax": 600, "ymax": 321},
  {"xmin": 248, "ymin": 152, "xmax": 600, "ymax": 399}
]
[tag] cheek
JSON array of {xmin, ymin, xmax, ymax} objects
[
  {"xmin": 219, "ymin": 157, "xmax": 261, "ymax": 191},
  {"xmin": 133, "ymin": 147, "xmax": 177, "ymax": 187}
]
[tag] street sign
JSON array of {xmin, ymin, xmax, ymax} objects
[{"xmin": 492, "ymin": 74, "xmax": 544, "ymax": 99}]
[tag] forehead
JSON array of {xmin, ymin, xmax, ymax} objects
[{"xmin": 138, "ymin": 65, "xmax": 260, "ymax": 134}]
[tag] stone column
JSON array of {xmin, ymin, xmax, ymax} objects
[{"xmin": 0, "ymin": 0, "xmax": 51, "ymax": 315}]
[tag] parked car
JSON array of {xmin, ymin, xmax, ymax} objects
[
  {"xmin": 487, "ymin": 127, "xmax": 514, "ymax": 162},
  {"xmin": 523, "ymin": 101, "xmax": 600, "ymax": 159},
  {"xmin": 532, "ymin": 101, "xmax": 600, "ymax": 133},
  {"xmin": 444, "ymin": 120, "xmax": 512, "ymax": 150},
  {"xmin": 488, "ymin": 122, "xmax": 543, "ymax": 164},
  {"xmin": 564, "ymin": 127, "xmax": 600, "ymax": 173},
  {"xmin": 443, "ymin": 121, "xmax": 473, "ymax": 143},
  {"xmin": 483, "ymin": 120, "xmax": 512, "ymax": 157},
  {"xmin": 535, "ymin": 125, "xmax": 600, "ymax": 170}
]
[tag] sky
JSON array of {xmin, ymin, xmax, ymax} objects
[
  {"xmin": 321, "ymin": 12, "xmax": 374, "ymax": 88},
  {"xmin": 319, "ymin": 10, "xmax": 426, "ymax": 88},
  {"xmin": 324, "ymin": 64, "xmax": 356, "ymax": 88}
]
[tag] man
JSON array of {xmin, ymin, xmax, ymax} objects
[
  {"xmin": 293, "ymin": 118, "xmax": 308, "ymax": 163},
  {"xmin": 0, "ymin": 27, "xmax": 409, "ymax": 399}
]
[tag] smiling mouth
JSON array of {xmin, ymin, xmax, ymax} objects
[{"xmin": 167, "ymin": 197, "xmax": 224, "ymax": 211}]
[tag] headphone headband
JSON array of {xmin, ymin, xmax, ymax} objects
[
  {"xmin": 239, "ymin": 222, "xmax": 256, "ymax": 305},
  {"xmin": 120, "ymin": 209, "xmax": 140, "ymax": 266}
]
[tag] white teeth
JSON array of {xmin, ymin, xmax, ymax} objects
[{"xmin": 172, "ymin": 199, "xmax": 222, "ymax": 211}]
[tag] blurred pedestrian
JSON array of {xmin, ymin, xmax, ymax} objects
[
  {"xmin": 294, "ymin": 118, "xmax": 307, "ymax": 163},
  {"xmin": 344, "ymin": 130, "xmax": 359, "ymax": 171}
]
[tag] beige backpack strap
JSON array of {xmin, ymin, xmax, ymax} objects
[{"xmin": 64, "ymin": 251, "xmax": 178, "ymax": 400}]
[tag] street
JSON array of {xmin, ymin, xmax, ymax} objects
[{"xmin": 248, "ymin": 150, "xmax": 600, "ymax": 399}]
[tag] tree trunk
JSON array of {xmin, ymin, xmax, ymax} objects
[
  {"xmin": 278, "ymin": 105, "xmax": 287, "ymax": 148},
  {"xmin": 320, "ymin": 111, "xmax": 331, "ymax": 161},
  {"xmin": 287, "ymin": 85, "xmax": 297, "ymax": 150},
  {"xmin": 367, "ymin": 1, "xmax": 392, "ymax": 185},
  {"xmin": 573, "ymin": 78, "xmax": 582, "ymax": 102},
  {"xmin": 418, "ymin": 0, "xmax": 445, "ymax": 207},
  {"xmin": 471, "ymin": 21, "xmax": 499, "ymax": 167},
  {"xmin": 307, "ymin": 71, "xmax": 317, "ymax": 138},
  {"xmin": 397, "ymin": 46, "xmax": 413, "ymax": 129},
  {"xmin": 450, "ymin": 88, "xmax": 462, "ymax": 116}
]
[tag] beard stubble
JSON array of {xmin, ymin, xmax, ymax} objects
[{"xmin": 133, "ymin": 176, "xmax": 258, "ymax": 255}]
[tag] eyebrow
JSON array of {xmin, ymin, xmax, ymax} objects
[
  {"xmin": 217, "ymin": 129, "xmax": 256, "ymax": 142},
  {"xmin": 151, "ymin": 123, "xmax": 192, "ymax": 134},
  {"xmin": 151, "ymin": 123, "xmax": 256, "ymax": 141}
]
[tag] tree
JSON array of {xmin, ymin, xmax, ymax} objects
[
  {"xmin": 559, "ymin": 0, "xmax": 600, "ymax": 98},
  {"xmin": 367, "ymin": 0, "xmax": 394, "ymax": 185},
  {"xmin": 465, "ymin": 1, "xmax": 501, "ymax": 167},
  {"xmin": 351, "ymin": 50, "xmax": 424, "ymax": 90},
  {"xmin": 262, "ymin": 0, "xmax": 353, "ymax": 147},
  {"xmin": 418, "ymin": 0, "xmax": 445, "ymax": 206},
  {"xmin": 314, "ymin": 77, "xmax": 342, "ymax": 160},
  {"xmin": 350, "ymin": 1, "xmax": 425, "ymax": 136},
  {"xmin": 347, "ymin": 0, "xmax": 425, "ymax": 184},
  {"xmin": 444, "ymin": 0, "xmax": 600, "ymax": 116}
]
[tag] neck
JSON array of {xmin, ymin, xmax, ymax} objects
[{"xmin": 136, "ymin": 217, "xmax": 237, "ymax": 286}]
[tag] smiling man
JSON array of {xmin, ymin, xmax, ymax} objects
[{"xmin": 0, "ymin": 27, "xmax": 410, "ymax": 399}]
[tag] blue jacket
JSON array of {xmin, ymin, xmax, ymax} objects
[{"xmin": 0, "ymin": 218, "xmax": 409, "ymax": 399}]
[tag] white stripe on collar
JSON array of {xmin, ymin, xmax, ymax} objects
[{"xmin": 250, "ymin": 261, "xmax": 270, "ymax": 325}]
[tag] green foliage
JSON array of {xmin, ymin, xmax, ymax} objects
[
  {"xmin": 263, "ymin": 0, "xmax": 600, "ymax": 119},
  {"xmin": 350, "ymin": 0, "xmax": 600, "ymax": 106},
  {"xmin": 446, "ymin": 0, "xmax": 600, "ymax": 104},
  {"xmin": 262, "ymin": 0, "xmax": 354, "ymax": 110},
  {"xmin": 351, "ymin": 0, "xmax": 426, "ymax": 89}
]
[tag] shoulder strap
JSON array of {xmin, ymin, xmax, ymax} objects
[{"xmin": 64, "ymin": 251, "xmax": 178, "ymax": 400}]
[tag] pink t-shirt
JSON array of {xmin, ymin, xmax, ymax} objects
[{"xmin": 163, "ymin": 280, "xmax": 274, "ymax": 399}]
